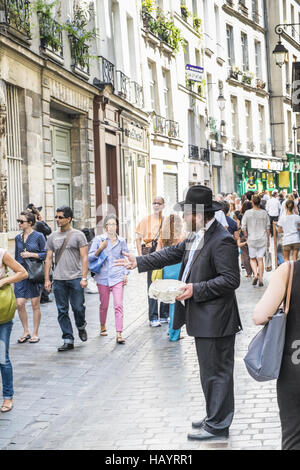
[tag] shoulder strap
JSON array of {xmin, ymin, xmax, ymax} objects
[
  {"xmin": 55, "ymin": 230, "xmax": 74, "ymax": 267},
  {"xmin": 153, "ymin": 218, "xmax": 163, "ymax": 242},
  {"xmin": 285, "ymin": 261, "xmax": 294, "ymax": 315}
]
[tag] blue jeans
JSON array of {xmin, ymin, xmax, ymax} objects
[
  {"xmin": 53, "ymin": 279, "xmax": 86, "ymax": 344},
  {"xmin": 0, "ymin": 321, "xmax": 14, "ymax": 399}
]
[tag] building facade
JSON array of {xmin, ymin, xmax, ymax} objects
[{"xmin": 0, "ymin": 0, "xmax": 99, "ymax": 249}]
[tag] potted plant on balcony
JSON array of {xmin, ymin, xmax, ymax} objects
[
  {"xmin": 256, "ymin": 78, "xmax": 266, "ymax": 90},
  {"xmin": 180, "ymin": 3, "xmax": 190, "ymax": 21},
  {"xmin": 242, "ymin": 70, "xmax": 254, "ymax": 86},
  {"xmin": 193, "ymin": 15, "xmax": 202, "ymax": 34},
  {"xmin": 230, "ymin": 65, "xmax": 242, "ymax": 80}
]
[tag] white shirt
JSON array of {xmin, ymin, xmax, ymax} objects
[
  {"xmin": 215, "ymin": 210, "xmax": 228, "ymax": 228},
  {"xmin": 278, "ymin": 214, "xmax": 300, "ymax": 246},
  {"xmin": 181, "ymin": 218, "xmax": 215, "ymax": 283},
  {"xmin": 266, "ymin": 197, "xmax": 281, "ymax": 217}
]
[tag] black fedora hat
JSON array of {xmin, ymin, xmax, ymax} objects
[{"xmin": 174, "ymin": 185, "xmax": 223, "ymax": 213}]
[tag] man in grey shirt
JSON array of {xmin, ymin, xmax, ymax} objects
[{"xmin": 44, "ymin": 206, "xmax": 89, "ymax": 352}]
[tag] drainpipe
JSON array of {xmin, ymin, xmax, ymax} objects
[{"xmin": 263, "ymin": 0, "xmax": 276, "ymax": 157}]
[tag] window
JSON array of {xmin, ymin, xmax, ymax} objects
[
  {"xmin": 283, "ymin": 0, "xmax": 287, "ymax": 23},
  {"xmin": 245, "ymin": 101, "xmax": 253, "ymax": 149},
  {"xmin": 255, "ymin": 41, "xmax": 262, "ymax": 78},
  {"xmin": 291, "ymin": 5, "xmax": 295, "ymax": 38},
  {"xmin": 148, "ymin": 61, "xmax": 158, "ymax": 112},
  {"xmin": 252, "ymin": 0, "xmax": 259, "ymax": 23},
  {"xmin": 162, "ymin": 69, "xmax": 171, "ymax": 119},
  {"xmin": 214, "ymin": 5, "xmax": 220, "ymax": 45},
  {"xmin": 258, "ymin": 104, "xmax": 266, "ymax": 152},
  {"xmin": 241, "ymin": 32, "xmax": 249, "ymax": 71},
  {"xmin": 226, "ymin": 25, "xmax": 235, "ymax": 67},
  {"xmin": 6, "ymin": 84, "xmax": 23, "ymax": 232},
  {"xmin": 231, "ymin": 96, "xmax": 239, "ymax": 144},
  {"xmin": 192, "ymin": 0, "xmax": 198, "ymax": 16}
]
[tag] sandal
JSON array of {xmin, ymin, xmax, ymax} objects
[
  {"xmin": 100, "ymin": 328, "xmax": 108, "ymax": 336},
  {"xmin": 116, "ymin": 335, "xmax": 125, "ymax": 344},
  {"xmin": 252, "ymin": 277, "xmax": 258, "ymax": 286},
  {"xmin": 1, "ymin": 400, "xmax": 13, "ymax": 413},
  {"xmin": 29, "ymin": 337, "xmax": 40, "ymax": 343},
  {"xmin": 17, "ymin": 334, "xmax": 31, "ymax": 344}
]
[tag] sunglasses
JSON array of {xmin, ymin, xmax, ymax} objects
[
  {"xmin": 17, "ymin": 219, "xmax": 26, "ymax": 224},
  {"xmin": 55, "ymin": 215, "xmax": 66, "ymax": 220}
]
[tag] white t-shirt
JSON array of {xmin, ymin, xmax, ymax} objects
[{"xmin": 278, "ymin": 214, "xmax": 300, "ymax": 246}]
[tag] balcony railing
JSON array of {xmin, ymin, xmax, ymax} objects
[
  {"xmin": 252, "ymin": 10, "xmax": 260, "ymax": 24},
  {"xmin": 166, "ymin": 120, "xmax": 179, "ymax": 139},
  {"xmin": 247, "ymin": 141, "xmax": 255, "ymax": 152},
  {"xmin": 131, "ymin": 81, "xmax": 143, "ymax": 108},
  {"xmin": 0, "ymin": 0, "xmax": 30, "ymax": 38},
  {"xmin": 99, "ymin": 56, "xmax": 115, "ymax": 88},
  {"xmin": 200, "ymin": 148, "xmax": 210, "ymax": 162},
  {"xmin": 225, "ymin": 0, "xmax": 234, "ymax": 7},
  {"xmin": 39, "ymin": 14, "xmax": 63, "ymax": 59},
  {"xmin": 189, "ymin": 145, "xmax": 199, "ymax": 160},
  {"xmin": 232, "ymin": 138, "xmax": 241, "ymax": 150},
  {"xmin": 116, "ymin": 71, "xmax": 131, "ymax": 100},
  {"xmin": 70, "ymin": 36, "xmax": 90, "ymax": 77},
  {"xmin": 153, "ymin": 114, "xmax": 166, "ymax": 135}
]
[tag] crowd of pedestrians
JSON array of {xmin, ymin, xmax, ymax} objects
[{"xmin": 0, "ymin": 186, "xmax": 300, "ymax": 450}]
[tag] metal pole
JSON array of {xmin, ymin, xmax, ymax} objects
[{"xmin": 293, "ymin": 125, "xmax": 299, "ymax": 192}]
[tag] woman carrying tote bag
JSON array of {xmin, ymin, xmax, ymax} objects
[
  {"xmin": 253, "ymin": 260, "xmax": 300, "ymax": 450},
  {"xmin": 0, "ymin": 248, "xmax": 28, "ymax": 413}
]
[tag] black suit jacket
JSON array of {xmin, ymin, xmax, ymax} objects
[{"xmin": 137, "ymin": 220, "xmax": 242, "ymax": 338}]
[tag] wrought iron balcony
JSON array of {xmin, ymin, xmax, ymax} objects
[
  {"xmin": 166, "ymin": 120, "xmax": 179, "ymax": 139},
  {"xmin": 225, "ymin": 0, "xmax": 234, "ymax": 7},
  {"xmin": 69, "ymin": 35, "xmax": 90, "ymax": 77},
  {"xmin": 39, "ymin": 14, "xmax": 63, "ymax": 59},
  {"xmin": 189, "ymin": 145, "xmax": 200, "ymax": 160},
  {"xmin": 99, "ymin": 56, "xmax": 115, "ymax": 88},
  {"xmin": 247, "ymin": 141, "xmax": 255, "ymax": 152},
  {"xmin": 0, "ymin": 0, "xmax": 30, "ymax": 38},
  {"xmin": 232, "ymin": 138, "xmax": 241, "ymax": 150},
  {"xmin": 200, "ymin": 148, "xmax": 210, "ymax": 162},
  {"xmin": 116, "ymin": 71, "xmax": 131, "ymax": 100},
  {"xmin": 131, "ymin": 81, "xmax": 143, "ymax": 108},
  {"xmin": 153, "ymin": 114, "xmax": 166, "ymax": 135}
]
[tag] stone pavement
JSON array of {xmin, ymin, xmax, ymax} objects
[{"xmin": 0, "ymin": 268, "xmax": 281, "ymax": 451}]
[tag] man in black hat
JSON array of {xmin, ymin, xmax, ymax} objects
[{"xmin": 115, "ymin": 185, "xmax": 242, "ymax": 441}]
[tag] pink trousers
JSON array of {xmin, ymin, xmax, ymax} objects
[{"xmin": 97, "ymin": 282, "xmax": 124, "ymax": 332}]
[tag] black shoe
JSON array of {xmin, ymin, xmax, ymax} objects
[
  {"xmin": 58, "ymin": 343, "xmax": 74, "ymax": 352},
  {"xmin": 192, "ymin": 417, "xmax": 207, "ymax": 429},
  {"xmin": 78, "ymin": 328, "xmax": 88, "ymax": 342},
  {"xmin": 40, "ymin": 298, "xmax": 52, "ymax": 304},
  {"xmin": 187, "ymin": 428, "xmax": 229, "ymax": 441}
]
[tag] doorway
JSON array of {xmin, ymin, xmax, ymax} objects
[{"xmin": 51, "ymin": 125, "xmax": 72, "ymax": 215}]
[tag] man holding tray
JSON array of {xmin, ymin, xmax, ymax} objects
[{"xmin": 115, "ymin": 185, "xmax": 242, "ymax": 442}]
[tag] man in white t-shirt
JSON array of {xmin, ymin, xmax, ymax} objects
[{"xmin": 266, "ymin": 191, "xmax": 281, "ymax": 237}]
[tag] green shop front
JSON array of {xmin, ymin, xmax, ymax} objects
[
  {"xmin": 285, "ymin": 153, "xmax": 300, "ymax": 193},
  {"xmin": 233, "ymin": 154, "xmax": 284, "ymax": 195}
]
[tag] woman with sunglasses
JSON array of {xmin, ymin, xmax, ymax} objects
[
  {"xmin": 89, "ymin": 214, "xmax": 129, "ymax": 344},
  {"xmin": 0, "ymin": 248, "xmax": 27, "ymax": 413},
  {"xmin": 14, "ymin": 212, "xmax": 46, "ymax": 344}
]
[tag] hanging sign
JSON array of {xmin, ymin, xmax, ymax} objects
[{"xmin": 185, "ymin": 64, "xmax": 204, "ymax": 82}]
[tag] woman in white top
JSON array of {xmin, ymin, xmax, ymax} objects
[
  {"xmin": 241, "ymin": 195, "xmax": 271, "ymax": 287},
  {"xmin": 277, "ymin": 199, "xmax": 300, "ymax": 262},
  {"xmin": 0, "ymin": 248, "xmax": 27, "ymax": 413}
]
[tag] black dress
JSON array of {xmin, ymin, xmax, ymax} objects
[{"xmin": 277, "ymin": 260, "xmax": 300, "ymax": 450}]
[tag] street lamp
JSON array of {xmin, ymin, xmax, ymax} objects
[
  {"xmin": 217, "ymin": 92, "xmax": 226, "ymax": 112},
  {"xmin": 273, "ymin": 37, "xmax": 288, "ymax": 68}
]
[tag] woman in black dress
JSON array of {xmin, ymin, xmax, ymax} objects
[
  {"xmin": 15, "ymin": 212, "xmax": 46, "ymax": 344},
  {"xmin": 253, "ymin": 260, "xmax": 300, "ymax": 450}
]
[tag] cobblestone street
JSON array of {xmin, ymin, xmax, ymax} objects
[{"xmin": 0, "ymin": 268, "xmax": 281, "ymax": 451}]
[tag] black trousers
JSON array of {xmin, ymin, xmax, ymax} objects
[
  {"xmin": 277, "ymin": 354, "xmax": 300, "ymax": 450},
  {"xmin": 269, "ymin": 216, "xmax": 279, "ymax": 237},
  {"xmin": 195, "ymin": 335, "xmax": 236, "ymax": 434}
]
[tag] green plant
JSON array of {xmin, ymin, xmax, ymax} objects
[
  {"xmin": 193, "ymin": 15, "xmax": 202, "ymax": 34},
  {"xmin": 142, "ymin": 0, "xmax": 156, "ymax": 14},
  {"xmin": 198, "ymin": 78, "xmax": 206, "ymax": 96},
  {"xmin": 64, "ymin": 5, "xmax": 98, "ymax": 69},
  {"xmin": 180, "ymin": 3, "xmax": 190, "ymax": 20},
  {"xmin": 209, "ymin": 117, "xmax": 219, "ymax": 141},
  {"xmin": 144, "ymin": 8, "xmax": 185, "ymax": 54}
]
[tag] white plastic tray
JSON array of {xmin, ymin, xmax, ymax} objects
[{"xmin": 149, "ymin": 279, "xmax": 186, "ymax": 304}]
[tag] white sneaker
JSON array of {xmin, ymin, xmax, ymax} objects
[
  {"xmin": 150, "ymin": 320, "xmax": 161, "ymax": 327},
  {"xmin": 160, "ymin": 318, "xmax": 169, "ymax": 324}
]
